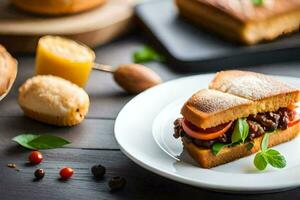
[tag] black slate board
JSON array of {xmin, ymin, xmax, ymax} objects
[{"xmin": 135, "ymin": 0, "xmax": 300, "ymax": 72}]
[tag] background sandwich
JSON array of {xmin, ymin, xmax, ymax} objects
[
  {"xmin": 175, "ymin": 0, "xmax": 300, "ymax": 44},
  {"xmin": 174, "ymin": 70, "xmax": 300, "ymax": 168}
]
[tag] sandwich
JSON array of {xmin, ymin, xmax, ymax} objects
[
  {"xmin": 173, "ymin": 70, "xmax": 300, "ymax": 168},
  {"xmin": 0, "ymin": 45, "xmax": 17, "ymax": 101},
  {"xmin": 175, "ymin": 0, "xmax": 300, "ymax": 45}
]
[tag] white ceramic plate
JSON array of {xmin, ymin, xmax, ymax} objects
[{"xmin": 114, "ymin": 74, "xmax": 300, "ymax": 193}]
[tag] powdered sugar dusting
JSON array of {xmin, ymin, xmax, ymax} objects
[
  {"xmin": 210, "ymin": 71, "xmax": 298, "ymax": 100},
  {"xmin": 189, "ymin": 89, "xmax": 251, "ymax": 113}
]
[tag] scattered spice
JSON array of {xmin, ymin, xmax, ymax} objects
[
  {"xmin": 34, "ymin": 169, "xmax": 45, "ymax": 180},
  {"xmin": 108, "ymin": 176, "xmax": 126, "ymax": 192},
  {"xmin": 91, "ymin": 165, "xmax": 106, "ymax": 179},
  {"xmin": 9, "ymin": 155, "xmax": 126, "ymax": 193},
  {"xmin": 7, "ymin": 163, "xmax": 20, "ymax": 171},
  {"xmin": 7, "ymin": 163, "xmax": 17, "ymax": 168}
]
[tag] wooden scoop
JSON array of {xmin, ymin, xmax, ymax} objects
[{"xmin": 93, "ymin": 63, "xmax": 162, "ymax": 94}]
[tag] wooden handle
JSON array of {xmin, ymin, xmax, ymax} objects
[{"xmin": 93, "ymin": 63, "xmax": 115, "ymax": 73}]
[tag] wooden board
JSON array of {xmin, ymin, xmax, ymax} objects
[
  {"xmin": 0, "ymin": 0, "xmax": 134, "ymax": 53},
  {"xmin": 135, "ymin": 0, "xmax": 300, "ymax": 72}
]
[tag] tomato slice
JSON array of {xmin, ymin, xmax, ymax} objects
[
  {"xmin": 181, "ymin": 119, "xmax": 233, "ymax": 140},
  {"xmin": 288, "ymin": 104, "xmax": 299, "ymax": 111},
  {"xmin": 288, "ymin": 119, "xmax": 300, "ymax": 127}
]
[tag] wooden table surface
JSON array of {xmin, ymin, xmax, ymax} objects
[{"xmin": 1, "ymin": 33, "xmax": 300, "ymax": 200}]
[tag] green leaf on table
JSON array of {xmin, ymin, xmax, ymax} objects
[
  {"xmin": 133, "ymin": 46, "xmax": 164, "ymax": 63},
  {"xmin": 252, "ymin": 0, "xmax": 264, "ymax": 6},
  {"xmin": 254, "ymin": 152, "xmax": 268, "ymax": 171},
  {"xmin": 264, "ymin": 149, "xmax": 286, "ymax": 169},
  {"xmin": 12, "ymin": 134, "xmax": 71, "ymax": 150},
  {"xmin": 231, "ymin": 119, "xmax": 249, "ymax": 143},
  {"xmin": 12, "ymin": 134, "xmax": 40, "ymax": 150},
  {"xmin": 212, "ymin": 143, "xmax": 227, "ymax": 155},
  {"xmin": 261, "ymin": 133, "xmax": 269, "ymax": 152}
]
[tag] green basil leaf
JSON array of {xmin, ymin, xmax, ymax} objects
[
  {"xmin": 133, "ymin": 46, "xmax": 164, "ymax": 63},
  {"xmin": 254, "ymin": 152, "xmax": 268, "ymax": 170},
  {"xmin": 12, "ymin": 134, "xmax": 71, "ymax": 150},
  {"xmin": 212, "ymin": 143, "xmax": 227, "ymax": 155},
  {"xmin": 12, "ymin": 134, "xmax": 40, "ymax": 150},
  {"xmin": 28, "ymin": 135, "xmax": 71, "ymax": 149},
  {"xmin": 231, "ymin": 119, "xmax": 249, "ymax": 143},
  {"xmin": 241, "ymin": 119, "xmax": 249, "ymax": 143},
  {"xmin": 265, "ymin": 149, "xmax": 287, "ymax": 169},
  {"xmin": 252, "ymin": 0, "xmax": 264, "ymax": 6},
  {"xmin": 231, "ymin": 119, "xmax": 243, "ymax": 143},
  {"xmin": 246, "ymin": 142, "xmax": 254, "ymax": 151},
  {"xmin": 261, "ymin": 133, "xmax": 269, "ymax": 152}
]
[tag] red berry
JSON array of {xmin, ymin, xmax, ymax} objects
[
  {"xmin": 60, "ymin": 167, "xmax": 74, "ymax": 180},
  {"xmin": 28, "ymin": 151, "xmax": 43, "ymax": 165}
]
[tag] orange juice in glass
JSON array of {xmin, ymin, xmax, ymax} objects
[{"xmin": 35, "ymin": 36, "xmax": 95, "ymax": 87}]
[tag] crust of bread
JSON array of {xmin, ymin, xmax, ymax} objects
[
  {"xmin": 20, "ymin": 106, "xmax": 86, "ymax": 126},
  {"xmin": 0, "ymin": 45, "xmax": 17, "ymax": 100},
  {"xmin": 181, "ymin": 71, "xmax": 300, "ymax": 129},
  {"xmin": 175, "ymin": 0, "xmax": 300, "ymax": 44},
  {"xmin": 11, "ymin": 0, "xmax": 107, "ymax": 15},
  {"xmin": 182, "ymin": 122, "xmax": 300, "ymax": 168}
]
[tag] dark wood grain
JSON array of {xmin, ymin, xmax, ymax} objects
[
  {"xmin": 1, "ymin": 147, "xmax": 300, "ymax": 200},
  {"xmin": 0, "ymin": 117, "xmax": 117, "ymax": 149}
]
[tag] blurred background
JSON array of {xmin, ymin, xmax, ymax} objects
[{"xmin": 1, "ymin": 0, "xmax": 300, "ymax": 73}]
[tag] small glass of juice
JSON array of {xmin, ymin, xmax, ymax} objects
[{"xmin": 35, "ymin": 35, "xmax": 95, "ymax": 87}]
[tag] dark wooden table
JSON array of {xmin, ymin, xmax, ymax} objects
[{"xmin": 1, "ymin": 33, "xmax": 300, "ymax": 200}]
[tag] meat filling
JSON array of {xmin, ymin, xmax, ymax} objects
[{"xmin": 174, "ymin": 108, "xmax": 296, "ymax": 149}]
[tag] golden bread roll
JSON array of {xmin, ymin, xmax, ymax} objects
[{"xmin": 18, "ymin": 75, "xmax": 90, "ymax": 126}]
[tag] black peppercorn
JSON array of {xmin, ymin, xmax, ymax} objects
[
  {"xmin": 108, "ymin": 176, "xmax": 126, "ymax": 192},
  {"xmin": 34, "ymin": 169, "xmax": 45, "ymax": 180},
  {"xmin": 91, "ymin": 165, "xmax": 106, "ymax": 179}
]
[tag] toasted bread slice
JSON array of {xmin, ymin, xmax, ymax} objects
[
  {"xmin": 181, "ymin": 89, "xmax": 252, "ymax": 129},
  {"xmin": 182, "ymin": 122, "xmax": 300, "ymax": 169},
  {"xmin": 175, "ymin": 0, "xmax": 300, "ymax": 44},
  {"xmin": 182, "ymin": 71, "xmax": 300, "ymax": 129}
]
